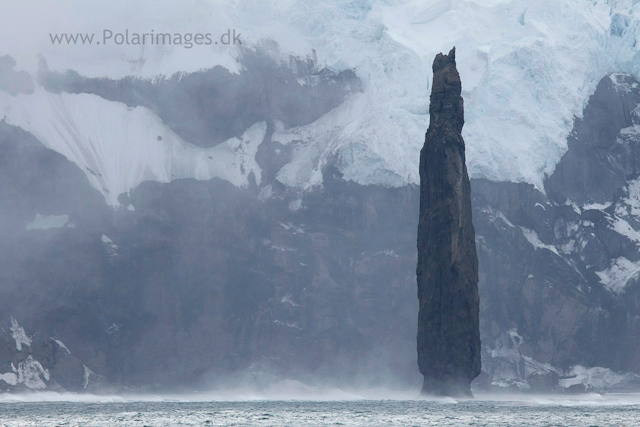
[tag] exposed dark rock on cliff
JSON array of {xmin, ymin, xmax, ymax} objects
[
  {"xmin": 416, "ymin": 48, "xmax": 481, "ymax": 397},
  {"xmin": 3, "ymin": 57, "xmax": 640, "ymax": 394},
  {"xmin": 0, "ymin": 120, "xmax": 420, "ymax": 392},
  {"xmin": 0, "ymin": 317, "xmax": 104, "ymax": 392},
  {"xmin": 473, "ymin": 74, "xmax": 640, "ymax": 393}
]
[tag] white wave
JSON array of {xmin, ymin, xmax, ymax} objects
[{"xmin": 3, "ymin": 388, "xmax": 640, "ymax": 406}]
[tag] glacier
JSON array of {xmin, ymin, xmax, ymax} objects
[{"xmin": 2, "ymin": 0, "xmax": 640, "ymax": 199}]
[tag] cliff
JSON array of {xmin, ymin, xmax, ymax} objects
[{"xmin": 3, "ymin": 51, "xmax": 640, "ymax": 394}]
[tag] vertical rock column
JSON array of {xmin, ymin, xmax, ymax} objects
[{"xmin": 416, "ymin": 48, "xmax": 481, "ymax": 397}]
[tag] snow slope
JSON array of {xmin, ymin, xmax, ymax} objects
[
  {"xmin": 2, "ymin": 0, "xmax": 640, "ymax": 193},
  {"xmin": 0, "ymin": 89, "xmax": 266, "ymax": 206}
]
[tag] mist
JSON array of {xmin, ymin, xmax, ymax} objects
[{"xmin": 2, "ymin": 1, "xmax": 640, "ymax": 426}]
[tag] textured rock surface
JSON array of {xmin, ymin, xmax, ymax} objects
[
  {"xmin": 416, "ymin": 48, "xmax": 481, "ymax": 397},
  {"xmin": 3, "ymin": 58, "xmax": 640, "ymax": 394},
  {"xmin": 0, "ymin": 120, "xmax": 420, "ymax": 392},
  {"xmin": 0, "ymin": 317, "xmax": 103, "ymax": 392},
  {"xmin": 473, "ymin": 74, "xmax": 640, "ymax": 393}
]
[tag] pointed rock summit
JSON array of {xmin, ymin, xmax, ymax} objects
[{"xmin": 416, "ymin": 47, "xmax": 481, "ymax": 397}]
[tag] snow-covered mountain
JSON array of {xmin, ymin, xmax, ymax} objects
[
  {"xmin": 3, "ymin": 0, "xmax": 640, "ymax": 394},
  {"xmin": 4, "ymin": 0, "xmax": 640, "ymax": 201}
]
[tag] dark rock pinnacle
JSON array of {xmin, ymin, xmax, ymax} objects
[{"xmin": 416, "ymin": 47, "xmax": 481, "ymax": 397}]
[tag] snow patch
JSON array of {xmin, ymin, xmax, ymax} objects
[
  {"xmin": 53, "ymin": 339, "xmax": 71, "ymax": 355},
  {"xmin": 0, "ymin": 89, "xmax": 267, "ymax": 206},
  {"xmin": 560, "ymin": 239, "xmax": 576, "ymax": 255},
  {"xmin": 16, "ymin": 356, "xmax": 50, "ymax": 390},
  {"xmin": 106, "ymin": 324, "xmax": 120, "ymax": 334},
  {"xmin": 26, "ymin": 214, "xmax": 69, "ymax": 230},
  {"xmin": 596, "ymin": 257, "xmax": 640, "ymax": 293},
  {"xmin": 566, "ymin": 201, "xmax": 582, "ymax": 215},
  {"xmin": 566, "ymin": 222, "xmax": 579, "ymax": 236},
  {"xmin": 281, "ymin": 296, "xmax": 299, "ymax": 307},
  {"xmin": 0, "ymin": 372, "xmax": 17, "ymax": 386},
  {"xmin": 522, "ymin": 356, "xmax": 557, "ymax": 380},
  {"xmin": 611, "ymin": 217, "xmax": 640, "ymax": 244},
  {"xmin": 279, "ymin": 222, "xmax": 304, "ymax": 235},
  {"xmin": 584, "ymin": 202, "xmax": 612, "ymax": 211},
  {"xmin": 375, "ymin": 250, "xmax": 400, "ymax": 258},
  {"xmin": 10, "ymin": 317, "xmax": 31, "ymax": 351},
  {"xmin": 271, "ymin": 245, "xmax": 296, "ymax": 252},
  {"xmin": 520, "ymin": 227, "xmax": 559, "ymax": 255},
  {"xmin": 83, "ymin": 365, "xmax": 94, "ymax": 389},
  {"xmin": 616, "ymin": 177, "xmax": 640, "ymax": 217},
  {"xmin": 483, "ymin": 207, "xmax": 515, "ymax": 228},
  {"xmin": 258, "ymin": 185, "xmax": 274, "ymax": 201},
  {"xmin": 559, "ymin": 365, "xmax": 638, "ymax": 391},
  {"xmin": 288, "ymin": 199, "xmax": 302, "ymax": 211},
  {"xmin": 624, "ymin": 178, "xmax": 640, "ymax": 215},
  {"xmin": 488, "ymin": 328, "xmax": 558, "ymax": 391},
  {"xmin": 490, "ymin": 328, "xmax": 524, "ymax": 363},
  {"xmin": 273, "ymin": 320, "xmax": 302, "ymax": 330}
]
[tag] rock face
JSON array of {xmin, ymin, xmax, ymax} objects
[
  {"xmin": 0, "ymin": 113, "xmax": 421, "ymax": 392},
  {"xmin": 0, "ymin": 317, "xmax": 104, "ymax": 392},
  {"xmin": 4, "ymin": 44, "xmax": 640, "ymax": 394},
  {"xmin": 416, "ymin": 48, "xmax": 481, "ymax": 397},
  {"xmin": 473, "ymin": 73, "xmax": 640, "ymax": 393}
]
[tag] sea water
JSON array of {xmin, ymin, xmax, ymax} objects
[{"xmin": 1, "ymin": 392, "xmax": 640, "ymax": 426}]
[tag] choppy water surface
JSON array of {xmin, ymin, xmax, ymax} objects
[{"xmin": 1, "ymin": 394, "xmax": 640, "ymax": 426}]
